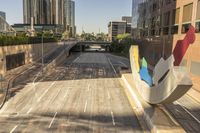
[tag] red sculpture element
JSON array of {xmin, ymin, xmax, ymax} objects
[{"xmin": 173, "ymin": 25, "xmax": 196, "ymax": 66}]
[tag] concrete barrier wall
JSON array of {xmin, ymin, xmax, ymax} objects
[{"xmin": 0, "ymin": 42, "xmax": 60, "ymax": 76}]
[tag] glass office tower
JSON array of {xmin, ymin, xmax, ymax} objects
[{"xmin": 64, "ymin": 0, "xmax": 76, "ymax": 37}]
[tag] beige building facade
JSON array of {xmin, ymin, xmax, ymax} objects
[{"xmin": 132, "ymin": 0, "xmax": 200, "ymax": 91}]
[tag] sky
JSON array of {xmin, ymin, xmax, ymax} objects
[{"xmin": 0, "ymin": 0, "xmax": 132, "ymax": 34}]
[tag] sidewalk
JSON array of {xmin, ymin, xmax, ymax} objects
[
  {"xmin": 187, "ymin": 75, "xmax": 200, "ymax": 103},
  {"xmin": 120, "ymin": 73, "xmax": 184, "ymax": 133}
]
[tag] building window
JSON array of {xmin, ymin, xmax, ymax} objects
[
  {"xmin": 163, "ymin": 27, "xmax": 169, "ymax": 35},
  {"xmin": 196, "ymin": 0, "xmax": 200, "ymax": 33},
  {"xmin": 172, "ymin": 8, "xmax": 180, "ymax": 25},
  {"xmin": 196, "ymin": 21, "xmax": 200, "ymax": 33},
  {"xmin": 182, "ymin": 3, "xmax": 193, "ymax": 23},
  {"xmin": 182, "ymin": 23, "xmax": 191, "ymax": 33},
  {"xmin": 171, "ymin": 25, "xmax": 178, "ymax": 34},
  {"xmin": 165, "ymin": 0, "xmax": 171, "ymax": 5},
  {"xmin": 196, "ymin": 0, "xmax": 200, "ymax": 20},
  {"xmin": 190, "ymin": 61, "xmax": 200, "ymax": 76},
  {"xmin": 163, "ymin": 11, "xmax": 170, "ymax": 26}
]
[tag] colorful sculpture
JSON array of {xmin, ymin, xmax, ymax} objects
[
  {"xmin": 139, "ymin": 58, "xmax": 153, "ymax": 86},
  {"xmin": 173, "ymin": 25, "xmax": 196, "ymax": 66},
  {"xmin": 130, "ymin": 26, "xmax": 195, "ymax": 104}
]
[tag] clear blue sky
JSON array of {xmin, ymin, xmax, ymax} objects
[{"xmin": 0, "ymin": 0, "xmax": 132, "ymax": 34}]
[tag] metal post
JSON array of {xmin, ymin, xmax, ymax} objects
[{"xmin": 42, "ymin": 33, "xmax": 44, "ymax": 72}]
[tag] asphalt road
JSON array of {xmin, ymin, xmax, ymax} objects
[{"xmin": 0, "ymin": 52, "xmax": 142, "ymax": 133}]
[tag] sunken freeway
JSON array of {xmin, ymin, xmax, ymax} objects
[{"xmin": 0, "ymin": 52, "xmax": 142, "ymax": 133}]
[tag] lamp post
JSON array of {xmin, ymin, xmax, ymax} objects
[{"xmin": 41, "ymin": 32, "xmax": 44, "ymax": 73}]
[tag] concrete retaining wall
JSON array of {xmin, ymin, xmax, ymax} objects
[{"xmin": 0, "ymin": 42, "xmax": 60, "ymax": 76}]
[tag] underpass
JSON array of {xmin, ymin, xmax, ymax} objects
[{"xmin": 0, "ymin": 52, "xmax": 142, "ymax": 133}]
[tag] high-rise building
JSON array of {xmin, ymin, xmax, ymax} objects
[
  {"xmin": 23, "ymin": 0, "xmax": 51, "ymax": 24},
  {"xmin": 64, "ymin": 0, "xmax": 76, "ymax": 37},
  {"xmin": 23, "ymin": 0, "xmax": 76, "ymax": 36},
  {"xmin": 0, "ymin": 11, "xmax": 6, "ymax": 32},
  {"xmin": 131, "ymin": 0, "xmax": 200, "ymax": 93},
  {"xmin": 50, "ymin": 0, "xmax": 64, "ymax": 25},
  {"xmin": 0, "ymin": 11, "xmax": 15, "ymax": 35},
  {"xmin": 0, "ymin": 11, "xmax": 6, "ymax": 20}
]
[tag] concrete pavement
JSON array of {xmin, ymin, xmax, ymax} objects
[{"xmin": 0, "ymin": 52, "xmax": 142, "ymax": 133}]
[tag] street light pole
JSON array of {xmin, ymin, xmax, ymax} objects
[{"xmin": 42, "ymin": 32, "xmax": 44, "ymax": 72}]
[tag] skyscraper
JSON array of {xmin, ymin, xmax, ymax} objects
[
  {"xmin": 0, "ymin": 11, "xmax": 6, "ymax": 20},
  {"xmin": 50, "ymin": 0, "xmax": 64, "ymax": 25},
  {"xmin": 23, "ymin": 0, "xmax": 76, "ymax": 35},
  {"xmin": 23, "ymin": 0, "xmax": 51, "ymax": 24},
  {"xmin": 64, "ymin": 0, "xmax": 76, "ymax": 37},
  {"xmin": 0, "ymin": 11, "xmax": 6, "ymax": 32}
]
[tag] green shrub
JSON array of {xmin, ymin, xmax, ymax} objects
[{"xmin": 0, "ymin": 35, "xmax": 58, "ymax": 46}]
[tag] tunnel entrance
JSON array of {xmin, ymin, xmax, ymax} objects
[{"xmin": 70, "ymin": 43, "xmax": 110, "ymax": 53}]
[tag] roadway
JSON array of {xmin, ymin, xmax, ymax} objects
[{"xmin": 0, "ymin": 52, "xmax": 142, "ymax": 133}]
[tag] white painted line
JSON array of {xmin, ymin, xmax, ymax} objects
[
  {"xmin": 107, "ymin": 90, "xmax": 111, "ymax": 100},
  {"xmin": 111, "ymin": 111, "xmax": 116, "ymax": 126},
  {"xmin": 84, "ymin": 100, "xmax": 88, "ymax": 113},
  {"xmin": 63, "ymin": 89, "xmax": 69, "ymax": 99},
  {"xmin": 176, "ymin": 101, "xmax": 200, "ymax": 124},
  {"xmin": 87, "ymin": 84, "xmax": 90, "ymax": 91},
  {"xmin": 27, "ymin": 107, "xmax": 33, "ymax": 114},
  {"xmin": 10, "ymin": 125, "xmax": 18, "ymax": 133},
  {"xmin": 37, "ymin": 81, "xmax": 56, "ymax": 102},
  {"xmin": 119, "ymin": 61, "xmax": 127, "ymax": 67},
  {"xmin": 48, "ymin": 112, "xmax": 57, "ymax": 128},
  {"xmin": 73, "ymin": 57, "xmax": 80, "ymax": 63},
  {"xmin": 107, "ymin": 58, "xmax": 117, "ymax": 76}
]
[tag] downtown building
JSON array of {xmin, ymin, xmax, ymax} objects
[
  {"xmin": 22, "ymin": 0, "xmax": 76, "ymax": 36},
  {"xmin": 0, "ymin": 11, "xmax": 15, "ymax": 35},
  {"xmin": 0, "ymin": 11, "xmax": 6, "ymax": 32},
  {"xmin": 64, "ymin": 0, "xmax": 76, "ymax": 37},
  {"xmin": 131, "ymin": 0, "xmax": 200, "ymax": 91},
  {"xmin": 108, "ymin": 16, "xmax": 132, "ymax": 42},
  {"xmin": 23, "ymin": 0, "xmax": 51, "ymax": 24}
]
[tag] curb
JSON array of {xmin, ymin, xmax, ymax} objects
[
  {"xmin": 121, "ymin": 75, "xmax": 154, "ymax": 133},
  {"xmin": 120, "ymin": 74, "xmax": 185, "ymax": 133}
]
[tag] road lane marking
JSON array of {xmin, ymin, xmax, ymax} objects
[
  {"xmin": 107, "ymin": 58, "xmax": 117, "ymax": 76},
  {"xmin": 87, "ymin": 84, "xmax": 90, "ymax": 91},
  {"xmin": 176, "ymin": 101, "xmax": 200, "ymax": 124},
  {"xmin": 64, "ymin": 89, "xmax": 69, "ymax": 99},
  {"xmin": 73, "ymin": 57, "xmax": 80, "ymax": 63},
  {"xmin": 107, "ymin": 90, "xmax": 111, "ymax": 100},
  {"xmin": 119, "ymin": 61, "xmax": 127, "ymax": 67},
  {"xmin": 111, "ymin": 111, "xmax": 116, "ymax": 126},
  {"xmin": 84, "ymin": 100, "xmax": 88, "ymax": 113},
  {"xmin": 26, "ymin": 107, "xmax": 33, "ymax": 114},
  {"xmin": 49, "ymin": 112, "xmax": 57, "ymax": 128},
  {"xmin": 10, "ymin": 125, "xmax": 19, "ymax": 133},
  {"xmin": 37, "ymin": 81, "xmax": 56, "ymax": 102}
]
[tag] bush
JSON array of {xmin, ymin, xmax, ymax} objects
[
  {"xmin": 110, "ymin": 34, "xmax": 135, "ymax": 56},
  {"xmin": 0, "ymin": 36, "xmax": 58, "ymax": 46}
]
